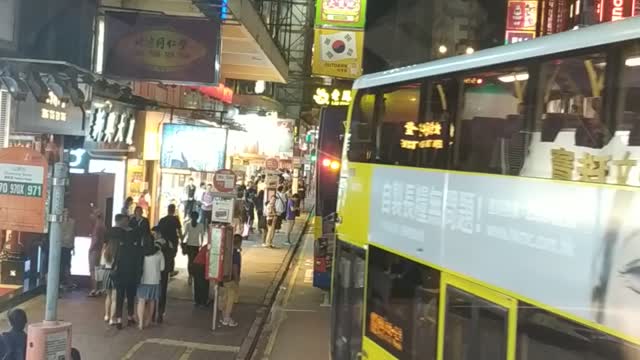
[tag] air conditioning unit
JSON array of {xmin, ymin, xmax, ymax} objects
[{"xmin": 0, "ymin": 90, "xmax": 11, "ymax": 148}]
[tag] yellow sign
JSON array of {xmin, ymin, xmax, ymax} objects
[
  {"xmin": 369, "ymin": 312, "xmax": 403, "ymax": 351},
  {"xmin": 550, "ymin": 148, "xmax": 640, "ymax": 185},
  {"xmin": 313, "ymin": 88, "xmax": 352, "ymax": 106},
  {"xmin": 400, "ymin": 121, "xmax": 445, "ymax": 150},
  {"xmin": 312, "ymin": 28, "xmax": 364, "ymax": 79}
]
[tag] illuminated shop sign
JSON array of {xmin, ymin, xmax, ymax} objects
[
  {"xmin": 599, "ymin": 0, "xmax": 636, "ymax": 22},
  {"xmin": 313, "ymin": 87, "xmax": 352, "ymax": 106},
  {"xmin": 400, "ymin": 121, "xmax": 444, "ymax": 150},
  {"xmin": 369, "ymin": 312, "xmax": 403, "ymax": 351},
  {"xmin": 41, "ymin": 92, "xmax": 67, "ymax": 122},
  {"xmin": 89, "ymin": 108, "xmax": 136, "ymax": 146},
  {"xmin": 505, "ymin": 0, "xmax": 538, "ymax": 44},
  {"xmin": 551, "ymin": 148, "xmax": 640, "ymax": 185}
]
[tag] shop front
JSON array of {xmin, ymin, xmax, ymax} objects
[
  {"xmin": 68, "ymin": 98, "xmax": 143, "ymax": 278},
  {"xmin": 0, "ymin": 90, "xmax": 85, "ymax": 307}
]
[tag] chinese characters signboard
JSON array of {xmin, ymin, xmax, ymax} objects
[
  {"xmin": 103, "ymin": 12, "xmax": 221, "ymax": 84},
  {"xmin": 369, "ymin": 312, "xmax": 403, "ymax": 352},
  {"xmin": 399, "ymin": 121, "xmax": 445, "ymax": 150},
  {"xmin": 599, "ymin": 0, "xmax": 636, "ymax": 22},
  {"xmin": 0, "ymin": 148, "xmax": 48, "ymax": 233},
  {"xmin": 87, "ymin": 107, "xmax": 136, "ymax": 149},
  {"xmin": 505, "ymin": 0, "xmax": 537, "ymax": 44},
  {"xmin": 316, "ymin": 0, "xmax": 367, "ymax": 28},
  {"xmin": 14, "ymin": 93, "xmax": 85, "ymax": 136},
  {"xmin": 312, "ymin": 28, "xmax": 364, "ymax": 79},
  {"xmin": 313, "ymin": 87, "xmax": 352, "ymax": 106}
]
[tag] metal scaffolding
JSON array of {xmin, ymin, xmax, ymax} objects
[{"xmin": 250, "ymin": 0, "xmax": 315, "ymax": 119}]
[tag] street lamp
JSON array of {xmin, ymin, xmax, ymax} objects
[{"xmin": 438, "ymin": 45, "xmax": 447, "ymax": 54}]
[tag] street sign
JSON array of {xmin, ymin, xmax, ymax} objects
[
  {"xmin": 265, "ymin": 158, "xmax": 279, "ymax": 171},
  {"xmin": 213, "ymin": 169, "xmax": 237, "ymax": 193},
  {"xmin": 0, "ymin": 148, "xmax": 48, "ymax": 233}
]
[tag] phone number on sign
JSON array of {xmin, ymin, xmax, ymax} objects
[{"xmin": 0, "ymin": 181, "xmax": 43, "ymax": 197}]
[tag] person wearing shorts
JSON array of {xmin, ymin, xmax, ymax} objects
[{"xmin": 88, "ymin": 210, "xmax": 106, "ymax": 297}]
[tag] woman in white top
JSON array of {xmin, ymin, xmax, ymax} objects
[
  {"xmin": 136, "ymin": 240, "xmax": 165, "ymax": 330},
  {"xmin": 182, "ymin": 211, "xmax": 205, "ymax": 286},
  {"xmin": 101, "ymin": 239, "xmax": 117, "ymax": 324}
]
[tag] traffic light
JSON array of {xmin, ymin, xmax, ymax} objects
[
  {"xmin": 310, "ymin": 149, "xmax": 317, "ymax": 162},
  {"xmin": 321, "ymin": 158, "xmax": 340, "ymax": 171}
]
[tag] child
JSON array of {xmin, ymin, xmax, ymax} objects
[
  {"xmin": 220, "ymin": 235, "xmax": 243, "ymax": 327},
  {"xmin": 0, "ymin": 308, "xmax": 27, "ymax": 360},
  {"xmin": 136, "ymin": 240, "xmax": 164, "ymax": 330}
]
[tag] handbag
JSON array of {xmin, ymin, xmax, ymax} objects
[{"xmin": 95, "ymin": 266, "xmax": 106, "ymax": 282}]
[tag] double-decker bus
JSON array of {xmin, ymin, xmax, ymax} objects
[{"xmin": 331, "ymin": 16, "xmax": 640, "ymax": 360}]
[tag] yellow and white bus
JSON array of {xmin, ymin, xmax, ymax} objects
[{"xmin": 331, "ymin": 16, "xmax": 640, "ymax": 360}]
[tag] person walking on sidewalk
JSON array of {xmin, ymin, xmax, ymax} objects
[
  {"xmin": 129, "ymin": 206, "xmax": 151, "ymax": 240},
  {"xmin": 88, "ymin": 209, "xmax": 106, "ymax": 297},
  {"xmin": 153, "ymin": 226, "xmax": 172, "ymax": 323},
  {"xmin": 158, "ymin": 204, "xmax": 182, "ymax": 278},
  {"xmin": 101, "ymin": 235, "xmax": 117, "ymax": 324},
  {"xmin": 182, "ymin": 211, "xmax": 204, "ymax": 286},
  {"xmin": 256, "ymin": 187, "xmax": 265, "ymax": 235},
  {"xmin": 274, "ymin": 186, "xmax": 287, "ymax": 231},
  {"xmin": 201, "ymin": 184, "xmax": 214, "ymax": 227},
  {"xmin": 112, "ymin": 214, "xmax": 143, "ymax": 329},
  {"xmin": 0, "ymin": 309, "xmax": 27, "ymax": 360},
  {"xmin": 60, "ymin": 208, "xmax": 75, "ymax": 289},
  {"xmin": 192, "ymin": 242, "xmax": 210, "ymax": 307},
  {"xmin": 220, "ymin": 235, "xmax": 242, "ymax": 327},
  {"xmin": 264, "ymin": 194, "xmax": 278, "ymax": 248},
  {"xmin": 137, "ymin": 240, "xmax": 164, "ymax": 330},
  {"xmin": 285, "ymin": 194, "xmax": 300, "ymax": 245}
]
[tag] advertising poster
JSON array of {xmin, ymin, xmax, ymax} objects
[
  {"xmin": 226, "ymin": 115, "xmax": 294, "ymax": 158},
  {"xmin": 207, "ymin": 227, "xmax": 223, "ymax": 280},
  {"xmin": 0, "ymin": 148, "xmax": 48, "ymax": 233},
  {"xmin": 368, "ymin": 166, "xmax": 640, "ymax": 339},
  {"xmin": 160, "ymin": 124, "xmax": 226, "ymax": 172},
  {"xmin": 312, "ymin": 28, "xmax": 364, "ymax": 79},
  {"xmin": 316, "ymin": 0, "xmax": 367, "ymax": 28},
  {"xmin": 506, "ymin": 1, "xmax": 538, "ymax": 30},
  {"xmin": 103, "ymin": 11, "xmax": 221, "ymax": 84},
  {"xmin": 505, "ymin": 30, "xmax": 536, "ymax": 44}
]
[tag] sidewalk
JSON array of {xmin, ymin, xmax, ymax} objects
[
  {"xmin": 252, "ymin": 232, "xmax": 331, "ymax": 360},
  {"xmin": 0, "ymin": 217, "xmax": 310, "ymax": 360}
]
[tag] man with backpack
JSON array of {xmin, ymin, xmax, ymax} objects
[
  {"xmin": 274, "ymin": 185, "xmax": 287, "ymax": 231},
  {"xmin": 0, "ymin": 309, "xmax": 27, "ymax": 360}
]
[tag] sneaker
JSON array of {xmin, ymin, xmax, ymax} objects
[{"xmin": 226, "ymin": 319, "xmax": 238, "ymax": 327}]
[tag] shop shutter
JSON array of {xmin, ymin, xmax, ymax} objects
[{"xmin": 0, "ymin": 90, "xmax": 10, "ymax": 148}]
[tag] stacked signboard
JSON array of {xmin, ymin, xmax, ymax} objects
[{"xmin": 312, "ymin": 0, "xmax": 367, "ymax": 79}]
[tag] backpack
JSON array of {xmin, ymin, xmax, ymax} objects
[{"xmin": 0, "ymin": 333, "xmax": 23, "ymax": 360}]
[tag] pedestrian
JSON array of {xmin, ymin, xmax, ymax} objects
[
  {"xmin": 297, "ymin": 180, "xmax": 306, "ymax": 209},
  {"xmin": 286, "ymin": 194, "xmax": 300, "ymax": 245},
  {"xmin": 192, "ymin": 242, "xmax": 210, "ymax": 307},
  {"xmin": 264, "ymin": 194, "xmax": 277, "ymax": 248},
  {"xmin": 275, "ymin": 186, "xmax": 287, "ymax": 231},
  {"xmin": 60, "ymin": 208, "xmax": 75, "ymax": 289},
  {"xmin": 88, "ymin": 209, "xmax": 105, "ymax": 297},
  {"xmin": 137, "ymin": 240, "xmax": 164, "ymax": 330},
  {"xmin": 0, "ymin": 309, "xmax": 26, "ymax": 360},
  {"xmin": 201, "ymin": 184, "xmax": 214, "ymax": 227},
  {"xmin": 101, "ymin": 233, "xmax": 117, "ymax": 324},
  {"xmin": 220, "ymin": 235, "xmax": 242, "ymax": 327},
  {"xmin": 182, "ymin": 211, "xmax": 204, "ymax": 286},
  {"xmin": 129, "ymin": 206, "xmax": 151, "ymax": 239},
  {"xmin": 256, "ymin": 188, "xmax": 265, "ymax": 235},
  {"xmin": 112, "ymin": 214, "xmax": 143, "ymax": 329},
  {"xmin": 122, "ymin": 196, "xmax": 134, "ymax": 216},
  {"xmin": 152, "ymin": 226, "xmax": 171, "ymax": 324},
  {"xmin": 184, "ymin": 178, "xmax": 197, "ymax": 219},
  {"xmin": 244, "ymin": 182, "xmax": 257, "ymax": 231},
  {"xmin": 158, "ymin": 204, "xmax": 182, "ymax": 278},
  {"xmin": 137, "ymin": 190, "xmax": 151, "ymax": 216}
]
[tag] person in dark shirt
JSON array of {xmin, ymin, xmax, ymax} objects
[
  {"xmin": 112, "ymin": 214, "xmax": 143, "ymax": 329},
  {"xmin": 129, "ymin": 206, "xmax": 151, "ymax": 240},
  {"xmin": 244, "ymin": 183, "xmax": 257, "ymax": 232},
  {"xmin": 157, "ymin": 204, "xmax": 182, "ymax": 277},
  {"xmin": 0, "ymin": 309, "xmax": 26, "ymax": 360},
  {"xmin": 152, "ymin": 226, "xmax": 172, "ymax": 323},
  {"xmin": 184, "ymin": 178, "xmax": 197, "ymax": 218}
]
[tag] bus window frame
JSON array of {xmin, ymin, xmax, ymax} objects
[{"xmin": 436, "ymin": 273, "xmax": 518, "ymax": 360}]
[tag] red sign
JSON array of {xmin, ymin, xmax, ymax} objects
[
  {"xmin": 198, "ymin": 84, "xmax": 234, "ymax": 104},
  {"xmin": 213, "ymin": 169, "xmax": 237, "ymax": 193},
  {"xmin": 265, "ymin": 158, "xmax": 279, "ymax": 171},
  {"xmin": 507, "ymin": 1, "xmax": 538, "ymax": 30},
  {"xmin": 599, "ymin": 0, "xmax": 635, "ymax": 22},
  {"xmin": 505, "ymin": 30, "xmax": 536, "ymax": 44},
  {"xmin": 0, "ymin": 148, "xmax": 49, "ymax": 233}
]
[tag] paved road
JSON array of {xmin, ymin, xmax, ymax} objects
[
  {"xmin": 0, "ymin": 218, "xmax": 309, "ymax": 360},
  {"xmin": 252, "ymin": 231, "xmax": 331, "ymax": 360}
]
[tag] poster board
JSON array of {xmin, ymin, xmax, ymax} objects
[{"xmin": 211, "ymin": 193, "xmax": 235, "ymax": 223}]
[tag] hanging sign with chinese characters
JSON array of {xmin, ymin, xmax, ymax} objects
[
  {"xmin": 399, "ymin": 121, "xmax": 444, "ymax": 150},
  {"xmin": 316, "ymin": 0, "xmax": 368, "ymax": 28},
  {"xmin": 505, "ymin": 0, "xmax": 537, "ymax": 44},
  {"xmin": 86, "ymin": 104, "xmax": 136, "ymax": 150},
  {"xmin": 14, "ymin": 93, "xmax": 85, "ymax": 136},
  {"xmin": 313, "ymin": 87, "xmax": 352, "ymax": 106},
  {"xmin": 103, "ymin": 11, "xmax": 221, "ymax": 84}
]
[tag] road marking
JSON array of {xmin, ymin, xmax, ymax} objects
[
  {"xmin": 178, "ymin": 347, "xmax": 194, "ymax": 360},
  {"xmin": 121, "ymin": 338, "xmax": 240, "ymax": 359}
]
